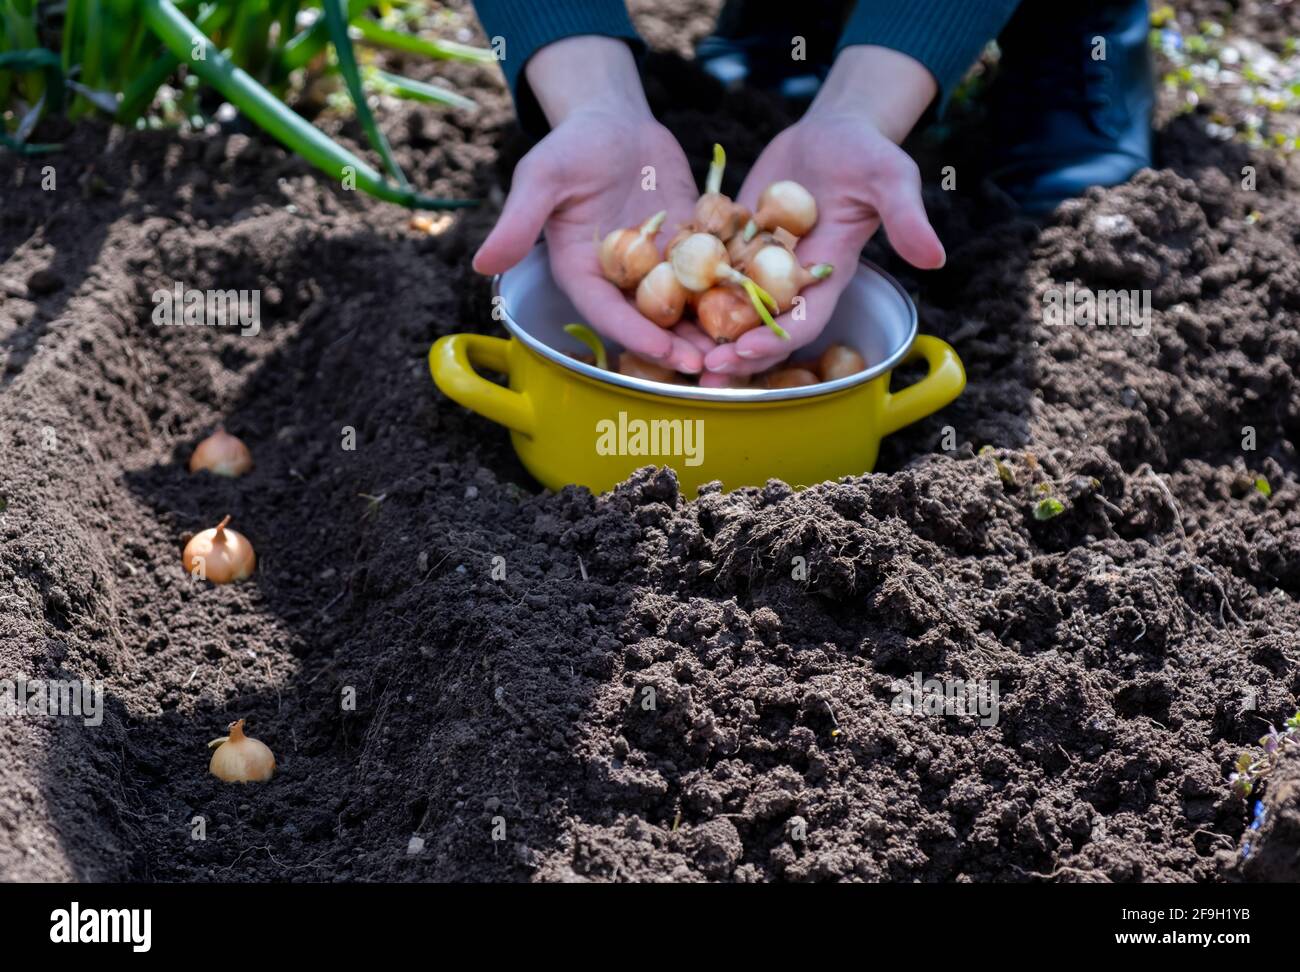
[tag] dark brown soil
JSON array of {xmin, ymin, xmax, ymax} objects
[{"xmin": 1, "ymin": 0, "xmax": 1297, "ymax": 882}]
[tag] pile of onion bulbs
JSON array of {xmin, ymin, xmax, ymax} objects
[
  {"xmin": 597, "ymin": 144, "xmax": 834, "ymax": 360},
  {"xmin": 566, "ymin": 323, "xmax": 866, "ymax": 389}
]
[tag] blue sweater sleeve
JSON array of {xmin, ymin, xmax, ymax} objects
[
  {"xmin": 470, "ymin": 0, "xmax": 1020, "ymax": 128},
  {"xmin": 470, "ymin": 1, "xmax": 645, "ymax": 134},
  {"xmin": 837, "ymin": 0, "xmax": 1023, "ymax": 111}
]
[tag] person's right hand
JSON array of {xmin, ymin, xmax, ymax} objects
[
  {"xmin": 473, "ymin": 39, "xmax": 703, "ymax": 373},
  {"xmin": 696, "ymin": 46, "xmax": 945, "ymax": 386}
]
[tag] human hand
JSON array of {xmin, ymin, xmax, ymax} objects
[
  {"xmin": 473, "ymin": 38, "xmax": 703, "ymax": 373},
  {"xmin": 700, "ymin": 46, "xmax": 947, "ymax": 384}
]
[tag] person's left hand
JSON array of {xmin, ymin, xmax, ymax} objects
[{"xmin": 698, "ymin": 80, "xmax": 946, "ymax": 384}]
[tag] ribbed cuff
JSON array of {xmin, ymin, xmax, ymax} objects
[
  {"xmin": 836, "ymin": 0, "xmax": 1020, "ymax": 114},
  {"xmin": 471, "ymin": 1, "xmax": 645, "ymax": 136}
]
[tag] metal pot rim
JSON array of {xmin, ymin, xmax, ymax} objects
[{"xmin": 491, "ymin": 253, "xmax": 918, "ymax": 403}]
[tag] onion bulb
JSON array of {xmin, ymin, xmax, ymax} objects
[
  {"xmin": 746, "ymin": 245, "xmax": 833, "ymax": 311},
  {"xmin": 182, "ymin": 515, "xmax": 256, "ymax": 584},
  {"xmin": 694, "ymin": 143, "xmax": 750, "ymax": 240},
  {"xmin": 666, "ymin": 234, "xmax": 766, "ymax": 304},
  {"xmin": 668, "ymin": 232, "xmax": 784, "ymax": 336},
  {"xmin": 635, "ymin": 262, "xmax": 689, "ymax": 328},
  {"xmin": 764, "ymin": 367, "xmax": 821, "ymax": 389},
  {"xmin": 747, "ymin": 180, "xmax": 818, "ymax": 238},
  {"xmin": 208, "ymin": 719, "xmax": 276, "ymax": 783},
  {"xmin": 697, "ymin": 286, "xmax": 760, "ymax": 343},
  {"xmin": 618, "ymin": 352, "xmax": 678, "ymax": 383},
  {"xmin": 712, "ymin": 374, "xmax": 753, "ymax": 388},
  {"xmin": 670, "ymin": 232, "xmax": 735, "ymax": 293},
  {"xmin": 817, "ymin": 344, "xmax": 867, "ymax": 381},
  {"xmin": 662, "ymin": 225, "xmax": 693, "ymax": 261},
  {"xmin": 695, "ymin": 194, "xmax": 750, "ymax": 241},
  {"xmin": 726, "ymin": 228, "xmax": 797, "ymax": 272},
  {"xmin": 598, "ymin": 210, "xmax": 666, "ymax": 289},
  {"xmin": 189, "ymin": 428, "xmax": 252, "ymax": 477},
  {"xmin": 771, "ymin": 227, "xmax": 799, "ymax": 250}
]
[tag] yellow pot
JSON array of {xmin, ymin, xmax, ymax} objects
[{"xmin": 430, "ymin": 245, "xmax": 965, "ymax": 494}]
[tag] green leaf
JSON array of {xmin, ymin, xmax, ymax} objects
[
  {"xmin": 140, "ymin": 0, "xmax": 474, "ymax": 210},
  {"xmin": 743, "ymin": 279, "xmax": 787, "ymax": 339},
  {"xmin": 979, "ymin": 447, "xmax": 1015, "ymax": 486},
  {"xmin": 0, "ymin": 48, "xmax": 65, "ymax": 114},
  {"xmin": 1255, "ymin": 476, "xmax": 1272, "ymax": 498},
  {"xmin": 563, "ymin": 323, "xmax": 608, "ymax": 370},
  {"xmin": 66, "ymin": 79, "xmax": 119, "ymax": 115},
  {"xmin": 321, "ymin": 0, "xmax": 408, "ymax": 187},
  {"xmin": 1032, "ymin": 497, "xmax": 1065, "ymax": 521},
  {"xmin": 0, "ymin": 133, "xmax": 62, "ymax": 153},
  {"xmin": 118, "ymin": 1, "xmax": 234, "ymax": 123},
  {"xmin": 352, "ymin": 17, "xmax": 496, "ymax": 64},
  {"xmin": 14, "ymin": 96, "xmax": 45, "ymax": 142},
  {"xmin": 1149, "ymin": 4, "xmax": 1175, "ymax": 27},
  {"xmin": 367, "ymin": 68, "xmax": 475, "ymax": 112},
  {"xmin": 279, "ymin": 0, "xmax": 369, "ymax": 73}
]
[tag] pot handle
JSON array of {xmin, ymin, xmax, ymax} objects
[
  {"xmin": 429, "ymin": 334, "xmax": 535, "ymax": 437},
  {"xmin": 880, "ymin": 334, "xmax": 966, "ymax": 436}
]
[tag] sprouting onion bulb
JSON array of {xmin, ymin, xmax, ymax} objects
[
  {"xmin": 189, "ymin": 428, "xmax": 252, "ymax": 477},
  {"xmin": 695, "ymin": 194, "xmax": 749, "ymax": 241},
  {"xmin": 563, "ymin": 323, "xmax": 608, "ymax": 369},
  {"xmin": 618, "ymin": 352, "xmax": 678, "ymax": 383},
  {"xmin": 697, "ymin": 286, "xmax": 760, "ymax": 343},
  {"xmin": 671, "ymin": 233, "xmax": 783, "ymax": 338},
  {"xmin": 635, "ymin": 262, "xmax": 690, "ymax": 328},
  {"xmin": 670, "ymin": 232, "xmax": 740, "ymax": 292},
  {"xmin": 764, "ymin": 367, "xmax": 821, "ymax": 389},
  {"xmin": 208, "ymin": 719, "xmax": 276, "ymax": 783},
  {"xmin": 747, "ymin": 180, "xmax": 818, "ymax": 238},
  {"xmin": 818, "ymin": 344, "xmax": 867, "ymax": 381},
  {"xmin": 694, "ymin": 145, "xmax": 749, "ymax": 240},
  {"xmin": 598, "ymin": 210, "xmax": 666, "ymax": 289},
  {"xmin": 182, "ymin": 515, "xmax": 256, "ymax": 584},
  {"xmin": 746, "ymin": 245, "xmax": 833, "ymax": 312}
]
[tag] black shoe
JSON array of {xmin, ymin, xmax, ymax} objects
[
  {"xmin": 988, "ymin": 0, "xmax": 1154, "ymax": 214},
  {"xmin": 695, "ymin": 0, "xmax": 850, "ymax": 104}
]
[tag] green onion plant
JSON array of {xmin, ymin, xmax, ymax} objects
[{"xmin": 1, "ymin": 0, "xmax": 488, "ymax": 208}]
